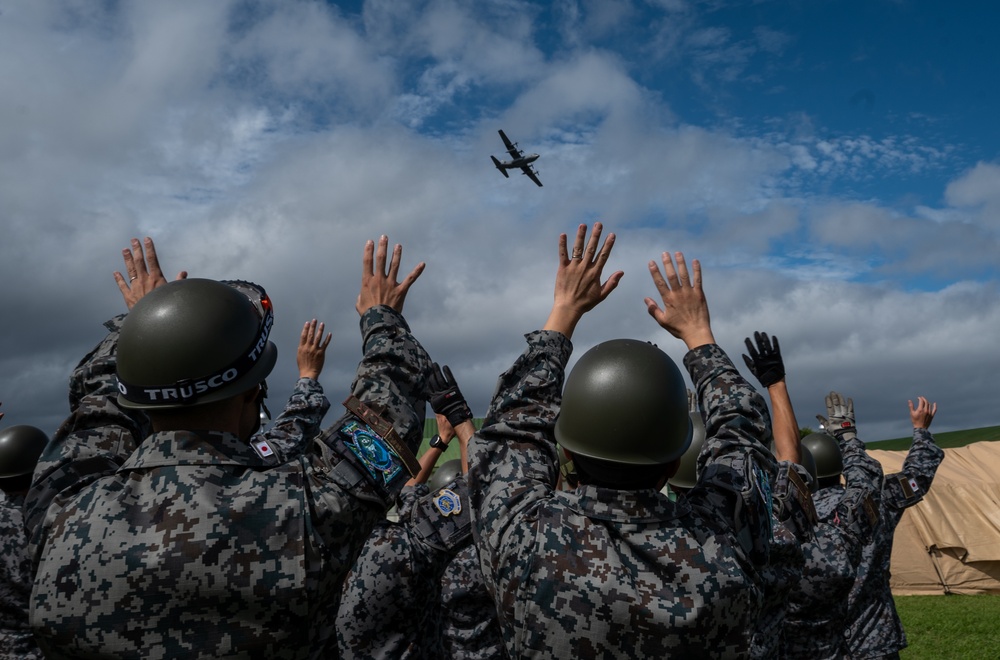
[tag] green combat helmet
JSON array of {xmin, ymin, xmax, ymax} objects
[
  {"xmin": 0, "ymin": 425, "xmax": 49, "ymax": 480},
  {"xmin": 428, "ymin": 459, "xmax": 463, "ymax": 492},
  {"xmin": 555, "ymin": 339, "xmax": 691, "ymax": 466},
  {"xmin": 801, "ymin": 432, "xmax": 843, "ymax": 479},
  {"xmin": 769, "ymin": 439, "xmax": 819, "ymax": 492},
  {"xmin": 116, "ymin": 279, "xmax": 278, "ymax": 409},
  {"xmin": 797, "ymin": 442, "xmax": 818, "ymax": 490},
  {"xmin": 667, "ymin": 412, "xmax": 707, "ymax": 490}
]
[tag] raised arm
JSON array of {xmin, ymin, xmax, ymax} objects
[
  {"xmin": 259, "ymin": 319, "xmax": 333, "ymax": 460},
  {"xmin": 316, "ymin": 235, "xmax": 433, "ymax": 507},
  {"xmin": 819, "ymin": 392, "xmax": 883, "ymax": 540},
  {"xmin": 27, "ymin": 237, "xmax": 182, "ymax": 547},
  {"xmin": 742, "ymin": 331, "xmax": 801, "ymax": 465},
  {"xmin": 884, "ymin": 397, "xmax": 944, "ymax": 509},
  {"xmin": 426, "ymin": 362, "xmax": 476, "ymax": 472}
]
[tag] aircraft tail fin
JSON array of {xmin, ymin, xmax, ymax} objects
[{"xmin": 491, "ymin": 155, "xmax": 509, "ymax": 178}]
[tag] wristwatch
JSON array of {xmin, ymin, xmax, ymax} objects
[{"xmin": 429, "ymin": 434, "xmax": 451, "ymax": 450}]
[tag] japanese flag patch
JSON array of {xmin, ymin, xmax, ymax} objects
[{"xmin": 252, "ymin": 439, "xmax": 275, "ymax": 459}]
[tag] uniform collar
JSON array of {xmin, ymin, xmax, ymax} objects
[
  {"xmin": 120, "ymin": 429, "xmax": 278, "ymax": 470},
  {"xmin": 566, "ymin": 483, "xmax": 689, "ymax": 522}
]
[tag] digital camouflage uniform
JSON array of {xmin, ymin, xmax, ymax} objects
[
  {"xmin": 439, "ymin": 542, "xmax": 503, "ymax": 659},
  {"xmin": 26, "ymin": 306, "xmax": 430, "ymax": 659},
  {"xmin": 845, "ymin": 427, "xmax": 943, "ymax": 659},
  {"xmin": 781, "ymin": 435, "xmax": 883, "ymax": 659},
  {"xmin": 468, "ymin": 332, "xmax": 776, "ymax": 658},
  {"xmin": 749, "ymin": 461, "xmax": 816, "ymax": 660},
  {"xmin": 0, "ymin": 491, "xmax": 42, "ymax": 659},
  {"xmin": 337, "ymin": 475, "xmax": 473, "ymax": 659}
]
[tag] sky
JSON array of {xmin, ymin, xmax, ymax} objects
[{"xmin": 1, "ymin": 0, "xmax": 998, "ymax": 444}]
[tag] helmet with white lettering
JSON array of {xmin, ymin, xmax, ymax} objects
[{"xmin": 116, "ymin": 279, "xmax": 277, "ymax": 409}]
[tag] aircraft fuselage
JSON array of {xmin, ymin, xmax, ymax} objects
[{"xmin": 497, "ymin": 153, "xmax": 539, "ymax": 169}]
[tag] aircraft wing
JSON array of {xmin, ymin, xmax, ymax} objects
[
  {"xmin": 521, "ymin": 164, "xmax": 543, "ymax": 187},
  {"xmin": 498, "ymin": 129, "xmax": 523, "ymax": 158}
]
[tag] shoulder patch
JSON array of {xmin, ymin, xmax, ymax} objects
[
  {"xmin": 252, "ymin": 438, "xmax": 276, "ymax": 459},
  {"xmin": 432, "ymin": 488, "xmax": 462, "ymax": 517},
  {"xmin": 340, "ymin": 419, "xmax": 404, "ymax": 486},
  {"xmin": 862, "ymin": 492, "xmax": 879, "ymax": 528}
]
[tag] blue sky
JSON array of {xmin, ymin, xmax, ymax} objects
[{"xmin": 1, "ymin": 0, "xmax": 998, "ymax": 442}]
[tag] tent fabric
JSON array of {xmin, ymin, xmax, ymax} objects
[{"xmin": 867, "ymin": 442, "xmax": 1000, "ymax": 595}]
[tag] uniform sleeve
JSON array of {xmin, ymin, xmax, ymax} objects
[
  {"xmin": 883, "ymin": 428, "xmax": 944, "ymax": 511},
  {"xmin": 24, "ymin": 319, "xmax": 149, "ymax": 550},
  {"xmin": 466, "ymin": 330, "xmax": 570, "ymax": 601},
  {"xmin": 835, "ymin": 436, "xmax": 883, "ymax": 547},
  {"xmin": 352, "ymin": 304, "xmax": 432, "ymax": 451},
  {"xmin": 311, "ymin": 305, "xmax": 433, "ymax": 511},
  {"xmin": 685, "ymin": 343, "xmax": 777, "ymax": 564},
  {"xmin": 0, "ymin": 495, "xmax": 43, "ymax": 660},
  {"xmin": 259, "ymin": 377, "xmax": 330, "ymax": 460}
]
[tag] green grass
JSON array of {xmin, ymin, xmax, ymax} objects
[
  {"xmin": 869, "ymin": 425, "xmax": 1000, "ymax": 451},
  {"xmin": 896, "ymin": 594, "xmax": 1000, "ymax": 658}
]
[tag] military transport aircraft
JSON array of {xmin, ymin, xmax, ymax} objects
[{"xmin": 491, "ymin": 129, "xmax": 542, "ymax": 187}]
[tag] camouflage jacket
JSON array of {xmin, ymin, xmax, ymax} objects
[
  {"xmin": 468, "ymin": 332, "xmax": 776, "ymax": 659},
  {"xmin": 337, "ymin": 475, "xmax": 473, "ymax": 659},
  {"xmin": 845, "ymin": 427, "xmax": 943, "ymax": 658},
  {"xmin": 781, "ymin": 435, "xmax": 883, "ymax": 660},
  {"xmin": 0, "ymin": 492, "xmax": 42, "ymax": 660},
  {"xmin": 27, "ymin": 305, "xmax": 430, "ymax": 659},
  {"xmin": 439, "ymin": 543, "xmax": 503, "ymax": 660},
  {"xmin": 750, "ymin": 461, "xmax": 816, "ymax": 660}
]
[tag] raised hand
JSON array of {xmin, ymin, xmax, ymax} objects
[
  {"xmin": 742, "ymin": 331, "xmax": 785, "ymax": 389},
  {"xmin": 644, "ymin": 251, "xmax": 714, "ymax": 349},
  {"xmin": 428, "ymin": 363, "xmax": 473, "ymax": 427},
  {"xmin": 816, "ymin": 391, "xmax": 857, "ymax": 441},
  {"xmin": 908, "ymin": 396, "xmax": 937, "ymax": 430},
  {"xmin": 114, "ymin": 237, "xmax": 188, "ymax": 310},
  {"xmin": 356, "ymin": 235, "xmax": 425, "ymax": 315},
  {"xmin": 543, "ymin": 222, "xmax": 623, "ymax": 339},
  {"xmin": 297, "ymin": 319, "xmax": 332, "ymax": 380}
]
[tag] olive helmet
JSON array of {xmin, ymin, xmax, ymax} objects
[
  {"xmin": 116, "ymin": 279, "xmax": 277, "ymax": 409},
  {"xmin": 427, "ymin": 459, "xmax": 463, "ymax": 492},
  {"xmin": 555, "ymin": 339, "xmax": 692, "ymax": 466},
  {"xmin": 667, "ymin": 411, "xmax": 707, "ymax": 489},
  {"xmin": 0, "ymin": 425, "xmax": 49, "ymax": 479},
  {"xmin": 800, "ymin": 432, "xmax": 843, "ymax": 478}
]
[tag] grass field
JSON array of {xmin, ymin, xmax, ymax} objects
[{"xmin": 897, "ymin": 594, "xmax": 1000, "ymax": 658}]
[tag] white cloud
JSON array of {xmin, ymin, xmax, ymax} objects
[
  {"xmin": 1, "ymin": 0, "xmax": 997, "ymax": 445},
  {"xmin": 944, "ymin": 161, "xmax": 1000, "ymax": 231}
]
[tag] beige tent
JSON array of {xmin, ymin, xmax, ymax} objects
[{"xmin": 867, "ymin": 442, "xmax": 1000, "ymax": 595}]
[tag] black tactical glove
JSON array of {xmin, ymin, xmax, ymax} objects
[
  {"xmin": 428, "ymin": 363, "xmax": 473, "ymax": 427},
  {"xmin": 742, "ymin": 331, "xmax": 785, "ymax": 389},
  {"xmin": 816, "ymin": 391, "xmax": 857, "ymax": 442}
]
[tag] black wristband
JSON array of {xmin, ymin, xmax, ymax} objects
[{"xmin": 429, "ymin": 434, "xmax": 450, "ymax": 450}]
